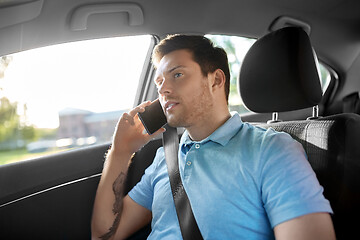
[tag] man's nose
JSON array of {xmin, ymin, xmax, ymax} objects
[{"xmin": 157, "ymin": 77, "xmax": 171, "ymax": 96}]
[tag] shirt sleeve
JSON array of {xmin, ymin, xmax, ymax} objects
[
  {"xmin": 128, "ymin": 147, "xmax": 163, "ymax": 211},
  {"xmin": 260, "ymin": 129, "xmax": 333, "ymax": 228}
]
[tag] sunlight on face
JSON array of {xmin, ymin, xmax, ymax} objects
[{"xmin": 156, "ymin": 50, "xmax": 213, "ymax": 128}]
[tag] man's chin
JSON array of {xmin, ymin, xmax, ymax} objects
[
  {"xmin": 167, "ymin": 120, "xmax": 180, "ymax": 128},
  {"xmin": 166, "ymin": 116, "xmax": 184, "ymax": 128}
]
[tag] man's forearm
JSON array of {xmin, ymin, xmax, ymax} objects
[
  {"xmin": 98, "ymin": 171, "xmax": 126, "ymax": 240},
  {"xmin": 91, "ymin": 149, "xmax": 133, "ymax": 239},
  {"xmin": 92, "ymin": 102, "xmax": 163, "ymax": 240}
]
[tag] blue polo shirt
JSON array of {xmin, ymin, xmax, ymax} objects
[{"xmin": 128, "ymin": 113, "xmax": 332, "ymax": 239}]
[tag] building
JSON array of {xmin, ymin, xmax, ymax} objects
[{"xmin": 57, "ymin": 108, "xmax": 126, "ymax": 144}]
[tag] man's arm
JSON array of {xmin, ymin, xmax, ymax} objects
[
  {"xmin": 91, "ymin": 150, "xmax": 151, "ymax": 240},
  {"xmin": 91, "ymin": 102, "xmax": 165, "ymax": 240},
  {"xmin": 274, "ymin": 212, "xmax": 336, "ymax": 240}
]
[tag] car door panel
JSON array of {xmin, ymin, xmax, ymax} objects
[
  {"xmin": 0, "ymin": 144, "xmax": 108, "ymax": 239},
  {"xmin": 0, "ymin": 138, "xmax": 163, "ymax": 239}
]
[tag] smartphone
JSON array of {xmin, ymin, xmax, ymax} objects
[{"xmin": 138, "ymin": 99, "xmax": 167, "ymax": 135}]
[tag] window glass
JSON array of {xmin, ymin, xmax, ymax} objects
[
  {"xmin": 0, "ymin": 35, "xmax": 153, "ymax": 165},
  {"xmin": 206, "ymin": 34, "xmax": 331, "ymax": 114},
  {"xmin": 318, "ymin": 63, "xmax": 331, "ymax": 91}
]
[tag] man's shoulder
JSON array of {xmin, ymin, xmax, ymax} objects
[
  {"xmin": 234, "ymin": 121, "xmax": 302, "ymax": 161},
  {"xmin": 153, "ymin": 146, "xmax": 165, "ymax": 166},
  {"xmin": 242, "ymin": 121, "xmax": 295, "ymax": 143}
]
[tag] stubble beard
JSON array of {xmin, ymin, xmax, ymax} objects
[{"xmin": 167, "ymin": 82, "xmax": 213, "ymax": 129}]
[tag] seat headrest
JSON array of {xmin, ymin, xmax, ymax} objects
[{"xmin": 239, "ymin": 27, "xmax": 322, "ymax": 113}]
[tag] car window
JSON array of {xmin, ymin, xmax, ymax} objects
[
  {"xmin": 0, "ymin": 35, "xmax": 153, "ymax": 165},
  {"xmin": 206, "ymin": 34, "xmax": 332, "ymax": 114}
]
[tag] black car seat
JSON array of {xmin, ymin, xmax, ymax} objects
[
  {"xmin": 239, "ymin": 27, "xmax": 360, "ymax": 239},
  {"xmin": 343, "ymin": 92, "xmax": 360, "ymax": 114}
]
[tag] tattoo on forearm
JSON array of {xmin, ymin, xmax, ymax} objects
[
  {"xmin": 112, "ymin": 172, "xmax": 126, "ymax": 214},
  {"xmin": 100, "ymin": 172, "xmax": 126, "ymax": 240}
]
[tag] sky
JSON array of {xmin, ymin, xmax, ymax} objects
[{"xmin": 1, "ymin": 35, "xmax": 152, "ymax": 128}]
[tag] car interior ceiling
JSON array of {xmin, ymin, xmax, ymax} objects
[{"xmin": 1, "ymin": 0, "xmax": 360, "ymax": 239}]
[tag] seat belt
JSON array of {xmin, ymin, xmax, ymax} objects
[{"xmin": 162, "ymin": 125, "xmax": 204, "ymax": 240}]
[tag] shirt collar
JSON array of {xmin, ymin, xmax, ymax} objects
[{"xmin": 180, "ymin": 112, "xmax": 243, "ymax": 147}]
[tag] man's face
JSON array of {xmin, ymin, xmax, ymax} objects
[{"xmin": 154, "ymin": 49, "xmax": 213, "ymax": 128}]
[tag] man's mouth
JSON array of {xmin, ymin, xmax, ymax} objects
[{"xmin": 164, "ymin": 101, "xmax": 179, "ymax": 112}]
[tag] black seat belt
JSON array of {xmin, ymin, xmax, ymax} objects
[{"xmin": 162, "ymin": 125, "xmax": 204, "ymax": 240}]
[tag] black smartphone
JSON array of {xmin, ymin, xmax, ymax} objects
[{"xmin": 138, "ymin": 99, "xmax": 167, "ymax": 135}]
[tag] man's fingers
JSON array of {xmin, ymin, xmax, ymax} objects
[
  {"xmin": 129, "ymin": 101, "xmax": 151, "ymax": 117},
  {"xmin": 120, "ymin": 113, "xmax": 135, "ymax": 125},
  {"xmin": 120, "ymin": 101, "xmax": 152, "ymax": 126},
  {"xmin": 146, "ymin": 127, "xmax": 166, "ymax": 139}
]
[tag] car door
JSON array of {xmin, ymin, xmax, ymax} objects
[{"xmin": 0, "ymin": 35, "xmax": 156, "ymax": 240}]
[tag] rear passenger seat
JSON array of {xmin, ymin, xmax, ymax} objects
[
  {"xmin": 343, "ymin": 92, "xmax": 360, "ymax": 114},
  {"xmin": 239, "ymin": 26, "xmax": 360, "ymax": 239}
]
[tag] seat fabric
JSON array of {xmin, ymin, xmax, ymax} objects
[{"xmin": 256, "ymin": 113, "xmax": 360, "ymax": 239}]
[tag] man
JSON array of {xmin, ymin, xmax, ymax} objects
[{"xmin": 91, "ymin": 35, "xmax": 335, "ymax": 239}]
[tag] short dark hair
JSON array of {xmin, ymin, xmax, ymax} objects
[{"xmin": 152, "ymin": 34, "xmax": 231, "ymax": 103}]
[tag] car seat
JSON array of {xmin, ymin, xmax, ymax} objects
[
  {"xmin": 343, "ymin": 92, "xmax": 360, "ymax": 114},
  {"xmin": 239, "ymin": 26, "xmax": 360, "ymax": 239}
]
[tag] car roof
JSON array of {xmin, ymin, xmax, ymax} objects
[{"xmin": 1, "ymin": 0, "xmax": 359, "ymax": 109}]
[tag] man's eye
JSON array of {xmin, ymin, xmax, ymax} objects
[
  {"xmin": 174, "ymin": 73, "xmax": 183, "ymax": 78},
  {"xmin": 155, "ymin": 79, "xmax": 163, "ymax": 87}
]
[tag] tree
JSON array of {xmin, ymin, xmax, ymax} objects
[
  {"xmin": 207, "ymin": 35, "xmax": 253, "ymax": 114},
  {"xmin": 207, "ymin": 35, "xmax": 239, "ymax": 94},
  {"xmin": 0, "ymin": 56, "xmax": 17, "ymax": 143},
  {"xmin": 0, "ymin": 56, "xmax": 12, "ymax": 78},
  {"xmin": 0, "ymin": 56, "xmax": 36, "ymax": 148},
  {"xmin": 0, "ymin": 97, "xmax": 19, "ymax": 142}
]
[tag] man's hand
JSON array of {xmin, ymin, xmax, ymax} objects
[
  {"xmin": 112, "ymin": 101, "xmax": 166, "ymax": 155},
  {"xmin": 91, "ymin": 101, "xmax": 164, "ymax": 240}
]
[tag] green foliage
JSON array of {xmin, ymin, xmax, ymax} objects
[
  {"xmin": 0, "ymin": 97, "xmax": 19, "ymax": 142},
  {"xmin": 207, "ymin": 35, "xmax": 256, "ymax": 112},
  {"xmin": 207, "ymin": 35, "xmax": 240, "ymax": 96},
  {"xmin": 318, "ymin": 64, "xmax": 331, "ymax": 90},
  {"xmin": 0, "ymin": 147, "xmax": 64, "ymax": 165},
  {"xmin": 35, "ymin": 127, "xmax": 57, "ymax": 140},
  {"xmin": 0, "ymin": 56, "xmax": 12, "ymax": 78},
  {"xmin": 0, "ymin": 97, "xmax": 39, "ymax": 148},
  {"xmin": 0, "ymin": 55, "xmax": 39, "ymax": 150}
]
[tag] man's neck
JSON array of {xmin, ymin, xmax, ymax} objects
[{"xmin": 186, "ymin": 110, "xmax": 231, "ymax": 141}]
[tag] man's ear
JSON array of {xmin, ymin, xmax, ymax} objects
[{"xmin": 212, "ymin": 69, "xmax": 226, "ymax": 89}]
